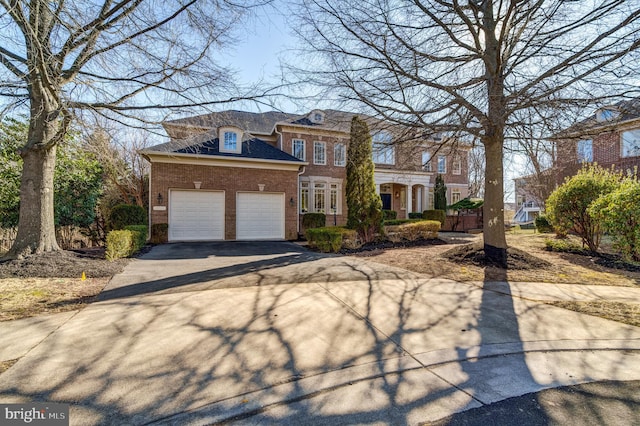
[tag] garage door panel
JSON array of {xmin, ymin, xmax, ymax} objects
[
  {"xmin": 237, "ymin": 193, "xmax": 284, "ymax": 240},
  {"xmin": 169, "ymin": 190, "xmax": 224, "ymax": 241}
]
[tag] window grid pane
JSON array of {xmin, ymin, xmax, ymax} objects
[
  {"xmin": 438, "ymin": 155, "xmax": 446, "ymax": 173},
  {"xmin": 577, "ymin": 139, "xmax": 593, "ymax": 163},
  {"xmin": 314, "ymin": 183, "xmax": 326, "ymax": 212},
  {"xmin": 622, "ymin": 130, "xmax": 640, "ymax": 158},
  {"xmin": 224, "ymin": 132, "xmax": 237, "ymax": 151},
  {"xmin": 293, "ymin": 139, "xmax": 305, "ymax": 160},
  {"xmin": 314, "ymin": 142, "xmax": 326, "ymax": 165},
  {"xmin": 452, "ymin": 156, "xmax": 461, "ymax": 174},
  {"xmin": 334, "ymin": 143, "xmax": 346, "ymax": 166},
  {"xmin": 422, "ymin": 152, "xmax": 432, "ymax": 171}
]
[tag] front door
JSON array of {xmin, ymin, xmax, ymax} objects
[{"xmin": 380, "ymin": 193, "xmax": 392, "ymax": 210}]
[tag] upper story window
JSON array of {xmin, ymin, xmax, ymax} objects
[
  {"xmin": 334, "ymin": 143, "xmax": 346, "ymax": 166},
  {"xmin": 597, "ymin": 108, "xmax": 620, "ymax": 122},
  {"xmin": 372, "ymin": 131, "xmax": 394, "ymax": 165},
  {"xmin": 577, "ymin": 139, "xmax": 593, "ymax": 163},
  {"xmin": 437, "ymin": 155, "xmax": 446, "ymax": 173},
  {"xmin": 314, "ymin": 141, "xmax": 326, "ymax": 165},
  {"xmin": 622, "ymin": 129, "xmax": 640, "ymax": 158},
  {"xmin": 422, "ymin": 151, "xmax": 432, "ymax": 172},
  {"xmin": 292, "ymin": 139, "xmax": 305, "ymax": 161},
  {"xmin": 310, "ymin": 110, "xmax": 325, "ymax": 124},
  {"xmin": 452, "ymin": 155, "xmax": 462, "ymax": 175},
  {"xmin": 219, "ymin": 126, "xmax": 242, "ymax": 154}
]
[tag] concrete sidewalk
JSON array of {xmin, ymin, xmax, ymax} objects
[{"xmin": 0, "ymin": 243, "xmax": 639, "ymax": 425}]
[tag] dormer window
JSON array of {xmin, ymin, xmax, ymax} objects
[
  {"xmin": 309, "ymin": 110, "xmax": 325, "ymax": 124},
  {"xmin": 219, "ymin": 126, "xmax": 242, "ymax": 154},
  {"xmin": 596, "ymin": 108, "xmax": 620, "ymax": 122}
]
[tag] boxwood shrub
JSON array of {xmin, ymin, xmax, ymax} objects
[
  {"xmin": 422, "ymin": 209, "xmax": 446, "ymax": 225},
  {"xmin": 306, "ymin": 227, "xmax": 358, "ymax": 252},
  {"xmin": 108, "ymin": 204, "xmax": 147, "ymax": 230},
  {"xmin": 385, "ymin": 220, "xmax": 440, "ymax": 242},
  {"xmin": 382, "ymin": 209, "xmax": 397, "ymax": 220},
  {"xmin": 106, "ymin": 226, "xmax": 147, "ymax": 261},
  {"xmin": 302, "ymin": 213, "xmax": 326, "ymax": 230}
]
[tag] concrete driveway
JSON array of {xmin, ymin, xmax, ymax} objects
[{"xmin": 1, "ymin": 241, "xmax": 640, "ymax": 425}]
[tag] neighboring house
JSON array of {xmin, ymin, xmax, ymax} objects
[
  {"xmin": 554, "ymin": 98, "xmax": 640, "ymax": 183},
  {"xmin": 513, "ymin": 174, "xmax": 544, "ymax": 224},
  {"xmin": 512, "ymin": 98, "xmax": 640, "ymax": 223},
  {"xmin": 140, "ymin": 109, "xmax": 470, "ymax": 241}
]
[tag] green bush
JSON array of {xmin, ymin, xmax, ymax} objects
[
  {"xmin": 106, "ymin": 229, "xmax": 144, "ymax": 260},
  {"xmin": 150, "ymin": 223, "xmax": 168, "ymax": 244},
  {"xmin": 305, "ymin": 227, "xmax": 345, "ymax": 253},
  {"xmin": 589, "ymin": 178, "xmax": 640, "ymax": 262},
  {"xmin": 108, "ymin": 204, "xmax": 147, "ymax": 230},
  {"xmin": 386, "ymin": 220, "xmax": 440, "ymax": 242},
  {"xmin": 124, "ymin": 225, "xmax": 147, "ymax": 251},
  {"xmin": 544, "ymin": 239, "xmax": 586, "ymax": 254},
  {"xmin": 546, "ymin": 165, "xmax": 619, "ymax": 251},
  {"xmin": 408, "ymin": 212, "xmax": 423, "ymax": 219},
  {"xmin": 384, "ymin": 218, "xmax": 425, "ymax": 226},
  {"xmin": 382, "ymin": 209, "xmax": 397, "ymax": 220},
  {"xmin": 422, "ymin": 209, "xmax": 446, "ymax": 224},
  {"xmin": 302, "ymin": 213, "xmax": 326, "ymax": 229},
  {"xmin": 535, "ymin": 215, "xmax": 554, "ymax": 233}
]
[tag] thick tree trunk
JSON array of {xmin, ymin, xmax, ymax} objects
[
  {"xmin": 483, "ymin": 139, "xmax": 507, "ymax": 267},
  {"xmin": 4, "ymin": 104, "xmax": 62, "ymax": 259}
]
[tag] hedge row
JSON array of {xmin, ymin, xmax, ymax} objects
[
  {"xmin": 385, "ymin": 220, "xmax": 440, "ymax": 242},
  {"xmin": 305, "ymin": 227, "xmax": 359, "ymax": 253}
]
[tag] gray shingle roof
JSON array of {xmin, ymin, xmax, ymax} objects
[{"xmin": 164, "ymin": 110, "xmax": 302, "ymax": 135}]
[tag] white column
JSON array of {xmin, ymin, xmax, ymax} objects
[
  {"xmin": 375, "ymin": 184, "xmax": 381, "ymax": 195},
  {"xmin": 407, "ymin": 184, "xmax": 413, "ymax": 214},
  {"xmin": 416, "ymin": 186, "xmax": 422, "ymax": 212}
]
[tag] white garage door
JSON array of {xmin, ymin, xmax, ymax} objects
[
  {"xmin": 236, "ymin": 192, "xmax": 285, "ymax": 240},
  {"xmin": 169, "ymin": 190, "xmax": 225, "ymax": 241}
]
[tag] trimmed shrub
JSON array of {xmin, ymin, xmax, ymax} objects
[
  {"xmin": 408, "ymin": 212, "xmax": 423, "ymax": 219},
  {"xmin": 535, "ymin": 215, "xmax": 554, "ymax": 233},
  {"xmin": 305, "ymin": 227, "xmax": 344, "ymax": 253},
  {"xmin": 108, "ymin": 204, "xmax": 147, "ymax": 230},
  {"xmin": 544, "ymin": 239, "xmax": 586, "ymax": 254},
  {"xmin": 384, "ymin": 218, "xmax": 425, "ymax": 226},
  {"xmin": 385, "ymin": 220, "xmax": 440, "ymax": 241},
  {"xmin": 150, "ymin": 223, "xmax": 168, "ymax": 244},
  {"xmin": 106, "ymin": 230, "xmax": 137, "ymax": 260},
  {"xmin": 302, "ymin": 213, "xmax": 326, "ymax": 230},
  {"xmin": 422, "ymin": 209, "xmax": 446, "ymax": 224},
  {"xmin": 382, "ymin": 209, "xmax": 397, "ymax": 220},
  {"xmin": 124, "ymin": 225, "xmax": 148, "ymax": 251}
]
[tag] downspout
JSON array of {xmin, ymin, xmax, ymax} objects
[{"xmin": 297, "ymin": 165, "xmax": 306, "ymax": 236}]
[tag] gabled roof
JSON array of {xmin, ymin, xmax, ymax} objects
[
  {"xmin": 164, "ymin": 110, "xmax": 302, "ymax": 136},
  {"xmin": 142, "ymin": 135, "xmax": 304, "ymax": 164},
  {"xmin": 554, "ymin": 97, "xmax": 640, "ymax": 139}
]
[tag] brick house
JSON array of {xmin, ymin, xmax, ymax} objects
[
  {"xmin": 513, "ymin": 99, "xmax": 640, "ymax": 220},
  {"xmin": 554, "ymin": 100, "xmax": 640, "ymax": 183},
  {"xmin": 140, "ymin": 109, "xmax": 470, "ymax": 241}
]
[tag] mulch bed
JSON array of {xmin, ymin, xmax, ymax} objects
[
  {"xmin": 338, "ymin": 238, "xmax": 448, "ymax": 255},
  {"xmin": 443, "ymin": 242, "xmax": 551, "ymax": 270},
  {"xmin": 0, "ymin": 249, "xmax": 128, "ymax": 278}
]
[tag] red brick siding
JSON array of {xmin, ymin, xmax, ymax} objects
[{"xmin": 150, "ymin": 162, "xmax": 299, "ymax": 240}]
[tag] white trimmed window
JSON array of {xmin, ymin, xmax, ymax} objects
[
  {"xmin": 293, "ymin": 139, "xmax": 305, "ymax": 161},
  {"xmin": 300, "ymin": 182, "xmax": 309, "ymax": 213},
  {"xmin": 422, "ymin": 151, "xmax": 432, "ymax": 172},
  {"xmin": 437, "ymin": 155, "xmax": 446, "ymax": 173},
  {"xmin": 300, "ymin": 179, "xmax": 342, "ymax": 214},
  {"xmin": 622, "ymin": 129, "xmax": 640, "ymax": 158},
  {"xmin": 452, "ymin": 189, "xmax": 461, "ymax": 204},
  {"xmin": 334, "ymin": 143, "xmax": 346, "ymax": 166},
  {"xmin": 314, "ymin": 182, "xmax": 326, "ymax": 212},
  {"xmin": 452, "ymin": 155, "xmax": 462, "ymax": 175},
  {"xmin": 314, "ymin": 141, "xmax": 326, "ymax": 165},
  {"xmin": 372, "ymin": 132, "xmax": 395, "ymax": 165},
  {"xmin": 577, "ymin": 139, "xmax": 593, "ymax": 163},
  {"xmin": 219, "ymin": 128, "xmax": 242, "ymax": 154}
]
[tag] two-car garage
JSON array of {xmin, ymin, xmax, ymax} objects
[{"xmin": 168, "ymin": 190, "xmax": 285, "ymax": 241}]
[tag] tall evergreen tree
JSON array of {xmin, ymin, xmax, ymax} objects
[
  {"xmin": 434, "ymin": 174, "xmax": 447, "ymax": 211},
  {"xmin": 346, "ymin": 116, "xmax": 382, "ymax": 243}
]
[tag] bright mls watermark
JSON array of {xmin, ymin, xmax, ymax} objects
[{"xmin": 1, "ymin": 403, "xmax": 68, "ymax": 425}]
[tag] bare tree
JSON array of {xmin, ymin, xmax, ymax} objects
[
  {"xmin": 292, "ymin": 0, "xmax": 640, "ymax": 265},
  {"xmin": 0, "ymin": 0, "xmax": 268, "ymax": 258},
  {"xmin": 468, "ymin": 143, "xmax": 485, "ymax": 199}
]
